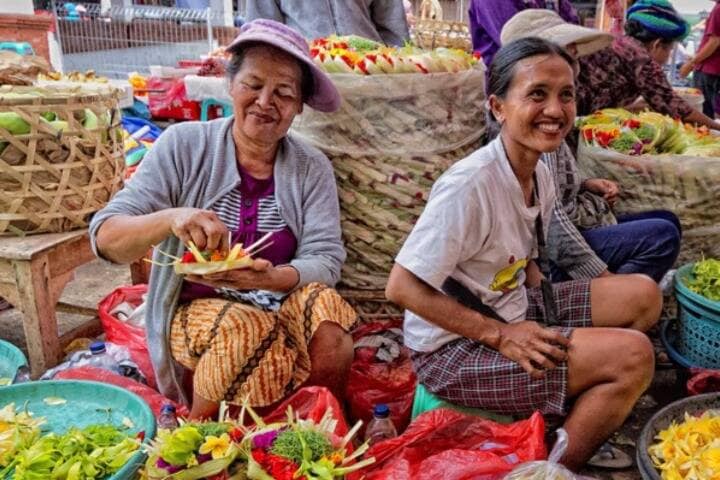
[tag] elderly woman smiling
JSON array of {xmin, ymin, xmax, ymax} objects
[{"xmin": 91, "ymin": 20, "xmax": 357, "ymax": 419}]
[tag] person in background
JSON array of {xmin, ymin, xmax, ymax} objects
[
  {"xmin": 386, "ymin": 37, "xmax": 660, "ymax": 472},
  {"xmin": 680, "ymin": 0, "xmax": 720, "ymax": 118},
  {"xmin": 91, "ymin": 20, "xmax": 357, "ymax": 419},
  {"xmin": 245, "ymin": 0, "xmax": 409, "ymax": 46},
  {"xmin": 501, "ymin": 9, "xmax": 682, "ymax": 285},
  {"xmin": 576, "ymin": 0, "xmax": 720, "ymax": 130},
  {"xmin": 468, "ymin": 0, "xmax": 579, "ymax": 68}
]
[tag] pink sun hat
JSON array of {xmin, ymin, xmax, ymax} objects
[{"xmin": 226, "ymin": 19, "xmax": 342, "ymax": 113}]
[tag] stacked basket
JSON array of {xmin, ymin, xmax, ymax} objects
[
  {"xmin": 292, "ymin": 67, "xmax": 485, "ymax": 291},
  {"xmin": 0, "ymin": 85, "xmax": 124, "ymax": 235},
  {"xmin": 411, "ymin": 0, "xmax": 473, "ymax": 52}
]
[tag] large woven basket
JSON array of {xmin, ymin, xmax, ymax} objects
[
  {"xmin": 0, "ymin": 85, "xmax": 124, "ymax": 235},
  {"xmin": 411, "ymin": 0, "xmax": 472, "ymax": 52},
  {"xmin": 577, "ymin": 142, "xmax": 720, "ymax": 264},
  {"xmin": 292, "ymin": 67, "xmax": 486, "ymax": 290}
]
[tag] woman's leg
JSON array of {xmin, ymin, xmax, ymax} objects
[
  {"xmin": 305, "ymin": 321, "xmax": 354, "ymax": 401},
  {"xmin": 561, "ymin": 328, "xmax": 655, "ymax": 470},
  {"xmin": 589, "ymin": 274, "xmax": 662, "ymax": 332},
  {"xmin": 581, "ymin": 214, "xmax": 680, "ymax": 282}
]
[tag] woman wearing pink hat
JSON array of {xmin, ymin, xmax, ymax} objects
[{"xmin": 90, "ymin": 20, "xmax": 356, "ymax": 419}]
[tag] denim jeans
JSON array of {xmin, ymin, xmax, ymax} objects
[{"xmin": 553, "ymin": 210, "xmax": 682, "ymax": 282}]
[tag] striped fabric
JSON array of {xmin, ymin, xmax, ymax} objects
[
  {"xmin": 412, "ymin": 280, "xmax": 592, "ymax": 416},
  {"xmin": 210, "ymin": 188, "xmax": 287, "ymax": 233},
  {"xmin": 170, "ymin": 283, "xmax": 357, "ymax": 407}
]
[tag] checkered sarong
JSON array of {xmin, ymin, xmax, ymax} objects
[
  {"xmin": 170, "ymin": 283, "xmax": 357, "ymax": 407},
  {"xmin": 412, "ymin": 280, "xmax": 592, "ymax": 416}
]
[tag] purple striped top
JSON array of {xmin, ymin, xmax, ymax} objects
[{"xmin": 179, "ymin": 166, "xmax": 297, "ymax": 302}]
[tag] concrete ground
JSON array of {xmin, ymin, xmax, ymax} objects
[
  {"xmin": 0, "ymin": 259, "xmax": 130, "ymax": 357},
  {"xmin": 0, "ymin": 261, "xmax": 688, "ymax": 480}
]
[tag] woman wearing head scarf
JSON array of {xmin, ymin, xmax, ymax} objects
[
  {"xmin": 575, "ymin": 0, "xmax": 720, "ymax": 130},
  {"xmin": 90, "ymin": 20, "xmax": 357, "ymax": 419}
]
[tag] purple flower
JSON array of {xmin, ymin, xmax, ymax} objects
[
  {"xmin": 196, "ymin": 453, "xmax": 213, "ymax": 464},
  {"xmin": 156, "ymin": 458, "xmax": 184, "ymax": 473},
  {"xmin": 252, "ymin": 429, "xmax": 280, "ymax": 450}
]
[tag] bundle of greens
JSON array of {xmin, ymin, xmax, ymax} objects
[
  {"xmin": 0, "ymin": 403, "xmax": 44, "ymax": 468},
  {"xmin": 684, "ymin": 258, "xmax": 720, "ymax": 302},
  {"xmin": 0, "ymin": 411, "xmax": 140, "ymax": 480}
]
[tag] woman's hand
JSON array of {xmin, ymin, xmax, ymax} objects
[
  {"xmin": 186, "ymin": 258, "xmax": 273, "ymax": 290},
  {"xmin": 186, "ymin": 261, "xmax": 300, "ymax": 292},
  {"xmin": 170, "ymin": 208, "xmax": 229, "ymax": 252},
  {"xmin": 582, "ymin": 178, "xmax": 620, "ymax": 206},
  {"xmin": 679, "ymin": 61, "xmax": 695, "ymax": 78},
  {"xmin": 496, "ymin": 321, "xmax": 570, "ymax": 378}
]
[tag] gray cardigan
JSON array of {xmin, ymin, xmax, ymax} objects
[
  {"xmin": 89, "ymin": 117, "xmax": 345, "ymax": 403},
  {"xmin": 246, "ymin": 0, "xmax": 410, "ymax": 46}
]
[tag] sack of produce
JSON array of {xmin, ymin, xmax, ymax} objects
[
  {"xmin": 577, "ymin": 108, "xmax": 720, "ymax": 263},
  {"xmin": 292, "ymin": 36, "xmax": 485, "ymax": 289},
  {"xmin": 0, "ymin": 85, "xmax": 124, "ymax": 235},
  {"xmin": 505, "ymin": 429, "xmax": 577, "ymax": 480}
]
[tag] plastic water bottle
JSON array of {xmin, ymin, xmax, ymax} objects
[
  {"xmin": 86, "ymin": 342, "xmax": 121, "ymax": 374},
  {"xmin": 157, "ymin": 403, "xmax": 179, "ymax": 430},
  {"xmin": 364, "ymin": 404, "xmax": 398, "ymax": 446}
]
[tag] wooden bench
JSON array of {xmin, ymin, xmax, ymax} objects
[{"xmin": 0, "ymin": 230, "xmax": 103, "ymax": 378}]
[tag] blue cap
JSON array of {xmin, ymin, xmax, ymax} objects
[
  {"xmin": 373, "ymin": 404, "xmax": 390, "ymax": 418},
  {"xmin": 90, "ymin": 342, "xmax": 106, "ymax": 354},
  {"xmin": 161, "ymin": 403, "xmax": 176, "ymax": 414}
]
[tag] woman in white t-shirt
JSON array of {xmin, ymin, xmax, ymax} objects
[{"xmin": 386, "ymin": 37, "xmax": 661, "ymax": 472}]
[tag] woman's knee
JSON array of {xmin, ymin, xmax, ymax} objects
[
  {"xmin": 309, "ymin": 322, "xmax": 354, "ymax": 371},
  {"xmin": 616, "ymin": 330, "xmax": 655, "ymax": 391},
  {"xmin": 568, "ymin": 329, "xmax": 654, "ymax": 395},
  {"xmin": 625, "ymin": 274, "xmax": 663, "ymax": 330}
]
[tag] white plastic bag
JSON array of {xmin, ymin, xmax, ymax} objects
[{"xmin": 504, "ymin": 429, "xmax": 578, "ymax": 480}]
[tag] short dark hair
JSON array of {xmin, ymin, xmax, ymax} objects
[
  {"xmin": 483, "ymin": 37, "xmax": 577, "ymax": 142},
  {"xmin": 226, "ymin": 42, "xmax": 315, "ymax": 103}
]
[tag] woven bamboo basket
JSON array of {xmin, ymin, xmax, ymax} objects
[
  {"xmin": 577, "ymin": 142, "xmax": 720, "ymax": 265},
  {"xmin": 411, "ymin": 0, "xmax": 472, "ymax": 52},
  {"xmin": 0, "ymin": 85, "xmax": 124, "ymax": 235},
  {"xmin": 292, "ymin": 67, "xmax": 485, "ymax": 290}
]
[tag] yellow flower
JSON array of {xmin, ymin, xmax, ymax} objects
[
  {"xmin": 700, "ymin": 447, "xmax": 720, "ymax": 475},
  {"xmin": 199, "ymin": 433, "xmax": 231, "ymax": 459}
]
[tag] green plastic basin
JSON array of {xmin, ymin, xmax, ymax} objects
[{"xmin": 0, "ymin": 380, "xmax": 156, "ymax": 479}]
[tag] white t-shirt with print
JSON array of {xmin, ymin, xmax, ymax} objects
[{"xmin": 395, "ymin": 137, "xmax": 556, "ymax": 353}]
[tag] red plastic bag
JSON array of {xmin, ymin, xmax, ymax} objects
[
  {"xmin": 98, "ymin": 284, "xmax": 155, "ymax": 388},
  {"xmin": 263, "ymin": 386, "xmax": 350, "ymax": 436},
  {"xmin": 687, "ymin": 368, "xmax": 720, "ymax": 395},
  {"xmin": 54, "ymin": 366, "xmax": 189, "ymax": 418},
  {"xmin": 363, "ymin": 409, "xmax": 546, "ymax": 480},
  {"xmin": 147, "ymin": 76, "xmax": 201, "ymax": 121},
  {"xmin": 346, "ymin": 321, "xmax": 416, "ymax": 434}
]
